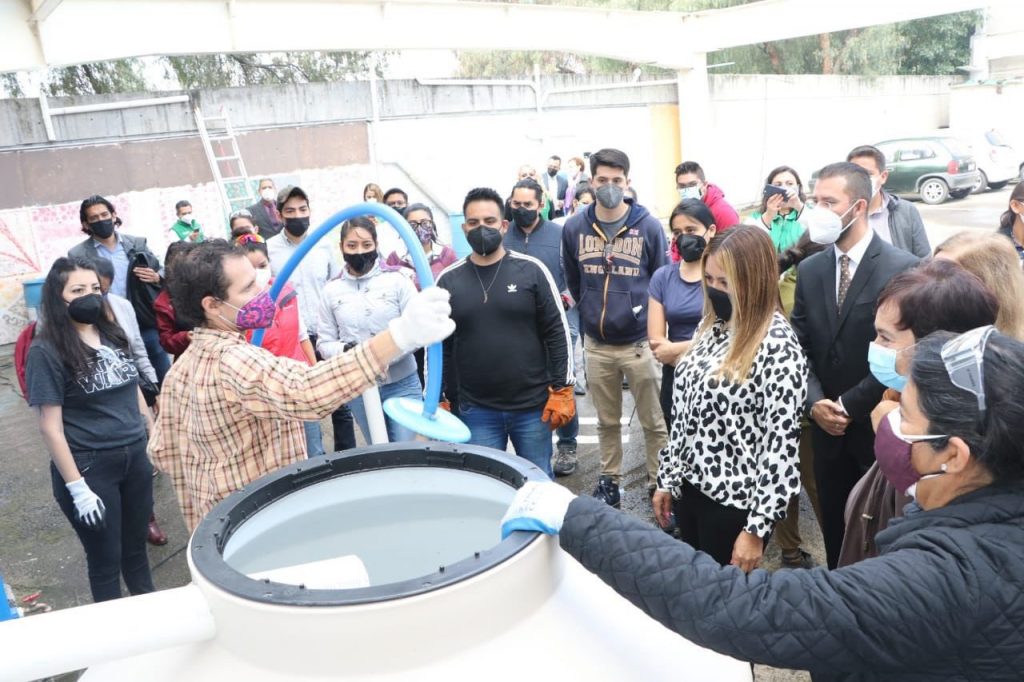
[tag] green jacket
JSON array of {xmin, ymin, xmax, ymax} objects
[{"xmin": 171, "ymin": 219, "xmax": 204, "ymax": 242}]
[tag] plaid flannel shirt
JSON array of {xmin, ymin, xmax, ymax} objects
[{"xmin": 149, "ymin": 327, "xmax": 385, "ymax": 531}]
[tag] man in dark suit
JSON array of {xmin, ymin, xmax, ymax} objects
[
  {"xmin": 247, "ymin": 177, "xmax": 285, "ymax": 240},
  {"xmin": 791, "ymin": 162, "xmax": 919, "ymax": 569},
  {"xmin": 543, "ymin": 155, "xmax": 569, "ymax": 218}
]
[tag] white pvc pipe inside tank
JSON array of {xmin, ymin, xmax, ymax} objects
[
  {"xmin": 362, "ymin": 385, "xmax": 389, "ymax": 444},
  {"xmin": 0, "ymin": 585, "xmax": 215, "ymax": 682}
]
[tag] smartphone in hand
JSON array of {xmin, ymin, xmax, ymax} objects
[{"xmin": 763, "ymin": 184, "xmax": 789, "ymax": 200}]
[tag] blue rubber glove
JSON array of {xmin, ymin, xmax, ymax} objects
[{"xmin": 500, "ymin": 481, "xmax": 577, "ymax": 539}]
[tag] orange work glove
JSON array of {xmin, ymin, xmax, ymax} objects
[
  {"xmin": 439, "ymin": 399, "xmax": 452, "ymax": 413},
  {"xmin": 542, "ymin": 386, "xmax": 576, "ymax": 431}
]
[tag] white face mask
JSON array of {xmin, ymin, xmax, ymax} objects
[
  {"xmin": 678, "ymin": 186, "xmax": 702, "ymax": 201},
  {"xmin": 801, "ymin": 201, "xmax": 860, "ymax": 245},
  {"xmin": 260, "ymin": 188, "xmax": 276, "ymax": 202},
  {"xmin": 254, "ymin": 267, "xmax": 272, "ymax": 289},
  {"xmin": 179, "ymin": 213, "xmax": 192, "ymax": 223}
]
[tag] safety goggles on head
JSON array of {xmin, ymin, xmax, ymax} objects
[
  {"xmin": 230, "ymin": 209, "xmax": 253, "ymax": 219},
  {"xmin": 940, "ymin": 325, "xmax": 996, "ymax": 418}
]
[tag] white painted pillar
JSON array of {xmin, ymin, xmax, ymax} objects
[{"xmin": 675, "ymin": 52, "xmax": 712, "ymax": 166}]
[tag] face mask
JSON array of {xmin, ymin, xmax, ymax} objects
[
  {"xmin": 89, "ymin": 219, "xmax": 116, "ymax": 240},
  {"xmin": 677, "ymin": 234, "xmax": 707, "ymax": 263},
  {"xmin": 365, "ymin": 197, "xmax": 378, "ymax": 204},
  {"xmin": 68, "ymin": 293, "xmax": 104, "ymax": 325},
  {"xmin": 414, "ymin": 224, "xmax": 434, "ymax": 243},
  {"xmin": 888, "ymin": 409, "xmax": 949, "ymax": 499},
  {"xmin": 466, "ymin": 225, "xmax": 503, "ymax": 256},
  {"xmin": 511, "ymin": 207, "xmax": 538, "ymax": 229},
  {"xmin": 678, "ymin": 186, "xmax": 702, "ymax": 201},
  {"xmin": 800, "ymin": 201, "xmax": 859, "ymax": 245},
  {"xmin": 253, "ymin": 268, "xmax": 272, "ymax": 289},
  {"xmin": 547, "ymin": 167, "xmax": 558, "ymax": 177},
  {"xmin": 874, "ymin": 410, "xmax": 919, "ymax": 495},
  {"xmin": 221, "ymin": 290, "xmax": 276, "ymax": 330},
  {"xmin": 595, "ymin": 184, "xmax": 624, "ymax": 210},
  {"xmin": 868, "ymin": 342, "xmax": 908, "ymax": 391},
  {"xmin": 179, "ymin": 213, "xmax": 193, "ymax": 224},
  {"xmin": 344, "ymin": 250, "xmax": 378, "ymax": 275},
  {"xmin": 284, "ymin": 217, "xmax": 310, "ymax": 238},
  {"xmin": 707, "ymin": 285, "xmax": 732, "ymax": 322},
  {"xmin": 260, "ymin": 188, "xmax": 276, "ymax": 202}
]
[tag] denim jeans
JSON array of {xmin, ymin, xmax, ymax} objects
[
  {"xmin": 460, "ymin": 400, "xmax": 553, "ymax": 478},
  {"xmin": 51, "ymin": 438, "xmax": 155, "ymax": 602},
  {"xmin": 556, "ymin": 309, "xmax": 580, "ymax": 448},
  {"xmin": 349, "ymin": 372, "xmax": 423, "ymax": 443},
  {"xmin": 303, "ymin": 420, "xmax": 325, "ymax": 457},
  {"xmin": 139, "ymin": 326, "xmax": 171, "ymax": 384}
]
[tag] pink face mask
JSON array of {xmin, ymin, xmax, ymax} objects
[
  {"xmin": 874, "ymin": 410, "xmax": 919, "ymax": 495},
  {"xmin": 221, "ymin": 290, "xmax": 276, "ymax": 330}
]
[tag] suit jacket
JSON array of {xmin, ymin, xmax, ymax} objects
[
  {"xmin": 790, "ymin": 232, "xmax": 918, "ymax": 420},
  {"xmin": 247, "ymin": 199, "xmax": 284, "ymax": 240},
  {"xmin": 68, "ymin": 232, "xmax": 157, "ymax": 267}
]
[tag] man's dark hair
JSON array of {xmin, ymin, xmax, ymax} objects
[
  {"xmin": 549, "ymin": 155, "xmax": 562, "ymax": 163},
  {"xmin": 168, "ymin": 239, "xmax": 243, "ymax": 329},
  {"xmin": 674, "ymin": 161, "xmax": 705, "ymax": 182},
  {"xmin": 164, "ymin": 241, "xmax": 196, "ymax": 276},
  {"xmin": 912, "ymin": 330, "xmax": 1024, "ymax": 482},
  {"xmin": 90, "ymin": 257, "xmax": 115, "ymax": 283},
  {"xmin": 382, "ymin": 188, "xmax": 409, "ymax": 204},
  {"xmin": 512, "ymin": 178, "xmax": 544, "ymax": 205},
  {"xmin": 239, "ymin": 240, "xmax": 268, "ymax": 258},
  {"xmin": 79, "ymin": 195, "xmax": 117, "ymax": 234},
  {"xmin": 276, "ymin": 185, "xmax": 309, "ymax": 212},
  {"xmin": 670, "ymin": 198, "xmax": 715, "ymax": 231},
  {"xmin": 878, "ymin": 259, "xmax": 998, "ymax": 340},
  {"xmin": 576, "ymin": 186, "xmax": 596, "ymax": 204},
  {"xmin": 817, "ymin": 161, "xmax": 872, "ymax": 207},
  {"xmin": 589, "ymin": 148, "xmax": 630, "ymax": 178},
  {"xmin": 846, "ymin": 145, "xmax": 887, "ymax": 174},
  {"xmin": 175, "ymin": 200, "xmax": 192, "ymax": 214},
  {"xmin": 463, "ymin": 187, "xmax": 506, "ymax": 216}
]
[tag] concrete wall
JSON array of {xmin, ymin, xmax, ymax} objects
[{"xmin": 0, "ymin": 74, "xmax": 963, "ymax": 343}]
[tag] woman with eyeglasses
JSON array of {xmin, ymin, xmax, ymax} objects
[
  {"xmin": 503, "ymin": 325, "xmax": 1024, "ymax": 679},
  {"xmin": 318, "ymin": 217, "xmax": 423, "ymax": 443},
  {"xmin": 384, "ymin": 203, "xmax": 458, "ymax": 291},
  {"xmin": 651, "ymin": 226, "xmax": 806, "ymax": 572},
  {"xmin": 25, "ymin": 258, "xmax": 156, "ymax": 603},
  {"xmin": 647, "ymin": 199, "xmax": 716, "ymax": 434},
  {"xmin": 838, "ymin": 259, "xmax": 999, "ymax": 566}
]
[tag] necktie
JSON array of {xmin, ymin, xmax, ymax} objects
[
  {"xmin": 267, "ymin": 200, "xmax": 282, "ymax": 226},
  {"xmin": 837, "ymin": 254, "xmax": 852, "ymax": 308}
]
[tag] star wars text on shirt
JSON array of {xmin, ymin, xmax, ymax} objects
[{"xmin": 76, "ymin": 346, "xmax": 140, "ymax": 394}]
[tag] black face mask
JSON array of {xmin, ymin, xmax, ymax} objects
[
  {"xmin": 89, "ymin": 219, "xmax": 115, "ymax": 240},
  {"xmin": 284, "ymin": 217, "xmax": 310, "ymax": 237},
  {"xmin": 343, "ymin": 250, "xmax": 378, "ymax": 275},
  {"xmin": 467, "ymin": 226, "xmax": 503, "ymax": 256},
  {"xmin": 707, "ymin": 286, "xmax": 732, "ymax": 322},
  {"xmin": 68, "ymin": 293, "xmax": 105, "ymax": 325},
  {"xmin": 677, "ymin": 234, "xmax": 707, "ymax": 263},
  {"xmin": 511, "ymin": 207, "xmax": 538, "ymax": 229}
]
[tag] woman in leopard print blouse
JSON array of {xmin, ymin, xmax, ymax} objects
[{"xmin": 653, "ymin": 225, "xmax": 807, "ymax": 573}]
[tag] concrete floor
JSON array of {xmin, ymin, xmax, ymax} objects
[{"xmin": 0, "ymin": 184, "xmax": 1011, "ymax": 681}]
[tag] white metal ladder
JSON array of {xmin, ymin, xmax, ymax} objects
[{"xmin": 193, "ymin": 105, "xmax": 255, "ymax": 224}]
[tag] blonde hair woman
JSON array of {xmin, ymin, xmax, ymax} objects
[
  {"xmin": 934, "ymin": 231, "xmax": 1024, "ymax": 339},
  {"xmin": 653, "ymin": 225, "xmax": 807, "ymax": 572}
]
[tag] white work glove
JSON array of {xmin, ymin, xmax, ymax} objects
[
  {"xmin": 500, "ymin": 481, "xmax": 577, "ymax": 540},
  {"xmin": 387, "ymin": 287, "xmax": 455, "ymax": 354},
  {"xmin": 66, "ymin": 478, "xmax": 106, "ymax": 529}
]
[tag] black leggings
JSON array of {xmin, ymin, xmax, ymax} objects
[
  {"xmin": 673, "ymin": 480, "xmax": 750, "ymax": 567},
  {"xmin": 659, "ymin": 363, "xmax": 675, "ymax": 435},
  {"xmin": 51, "ymin": 438, "xmax": 155, "ymax": 602}
]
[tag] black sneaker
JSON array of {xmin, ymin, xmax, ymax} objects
[
  {"xmin": 593, "ymin": 475, "xmax": 621, "ymax": 508},
  {"xmin": 552, "ymin": 444, "xmax": 578, "ymax": 477},
  {"xmin": 780, "ymin": 549, "xmax": 817, "ymax": 569}
]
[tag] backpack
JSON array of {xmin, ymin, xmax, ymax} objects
[{"xmin": 14, "ymin": 321, "xmax": 37, "ymax": 403}]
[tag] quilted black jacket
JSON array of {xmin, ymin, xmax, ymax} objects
[{"xmin": 560, "ymin": 485, "xmax": 1024, "ymax": 681}]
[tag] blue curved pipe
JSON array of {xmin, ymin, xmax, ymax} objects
[{"xmin": 250, "ymin": 203, "xmax": 443, "ymax": 417}]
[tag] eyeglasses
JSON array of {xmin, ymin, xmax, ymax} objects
[
  {"xmin": 940, "ymin": 324, "xmax": 996, "ymax": 418},
  {"xmin": 408, "ymin": 219, "xmax": 435, "ymax": 230}
]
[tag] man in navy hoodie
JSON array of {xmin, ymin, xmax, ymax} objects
[{"xmin": 562, "ymin": 148, "xmax": 669, "ymax": 507}]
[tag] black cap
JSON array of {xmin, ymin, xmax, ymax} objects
[{"xmin": 276, "ymin": 185, "xmax": 309, "ymax": 212}]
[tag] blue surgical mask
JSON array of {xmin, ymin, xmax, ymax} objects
[{"xmin": 868, "ymin": 342, "xmax": 907, "ymax": 391}]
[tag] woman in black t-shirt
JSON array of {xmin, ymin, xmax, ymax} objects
[{"xmin": 26, "ymin": 257, "xmax": 156, "ymax": 602}]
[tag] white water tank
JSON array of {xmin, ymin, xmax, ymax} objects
[{"xmin": 4, "ymin": 443, "xmax": 750, "ymax": 681}]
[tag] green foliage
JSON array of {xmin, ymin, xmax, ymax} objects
[
  {"xmin": 45, "ymin": 60, "xmax": 147, "ymax": 96},
  {"xmin": 167, "ymin": 52, "xmax": 389, "ymax": 90}
]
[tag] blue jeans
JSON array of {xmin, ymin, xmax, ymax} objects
[
  {"xmin": 349, "ymin": 372, "xmax": 423, "ymax": 443},
  {"xmin": 460, "ymin": 400, "xmax": 553, "ymax": 478},
  {"xmin": 556, "ymin": 308, "xmax": 580, "ymax": 448},
  {"xmin": 139, "ymin": 326, "xmax": 171, "ymax": 384},
  {"xmin": 303, "ymin": 420, "xmax": 325, "ymax": 457}
]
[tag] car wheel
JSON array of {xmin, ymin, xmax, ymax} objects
[
  {"xmin": 950, "ymin": 189, "xmax": 971, "ymax": 200},
  {"xmin": 971, "ymin": 171, "xmax": 988, "ymax": 194},
  {"xmin": 989, "ymin": 181, "xmax": 1009, "ymax": 191},
  {"xmin": 920, "ymin": 178, "xmax": 949, "ymax": 205}
]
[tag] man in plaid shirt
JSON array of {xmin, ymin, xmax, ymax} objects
[{"xmin": 149, "ymin": 240, "xmax": 454, "ymax": 530}]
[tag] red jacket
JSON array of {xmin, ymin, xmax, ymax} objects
[
  {"xmin": 702, "ymin": 183, "xmax": 739, "ymax": 231},
  {"xmin": 245, "ymin": 282, "xmax": 309, "ymax": 364},
  {"xmin": 154, "ymin": 289, "xmax": 191, "ymax": 358}
]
